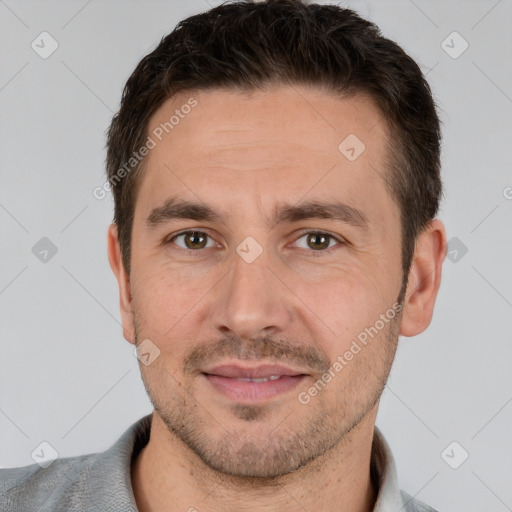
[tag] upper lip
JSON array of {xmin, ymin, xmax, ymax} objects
[{"xmin": 202, "ymin": 363, "xmax": 307, "ymax": 379}]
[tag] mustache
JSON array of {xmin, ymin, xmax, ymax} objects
[{"xmin": 182, "ymin": 334, "xmax": 331, "ymax": 375}]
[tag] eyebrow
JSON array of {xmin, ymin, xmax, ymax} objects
[{"xmin": 146, "ymin": 196, "xmax": 370, "ymax": 231}]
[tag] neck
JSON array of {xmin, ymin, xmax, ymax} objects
[{"xmin": 131, "ymin": 406, "xmax": 379, "ymax": 512}]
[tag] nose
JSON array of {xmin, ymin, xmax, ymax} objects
[{"xmin": 210, "ymin": 246, "xmax": 293, "ymax": 340}]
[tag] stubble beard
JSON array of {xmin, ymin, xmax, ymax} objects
[{"xmin": 135, "ymin": 312, "xmax": 401, "ymax": 482}]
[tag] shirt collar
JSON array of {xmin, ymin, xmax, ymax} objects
[{"xmin": 371, "ymin": 426, "xmax": 407, "ymax": 511}]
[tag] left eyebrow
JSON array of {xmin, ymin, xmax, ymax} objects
[
  {"xmin": 270, "ymin": 200, "xmax": 370, "ymax": 231},
  {"xmin": 146, "ymin": 196, "xmax": 370, "ymax": 232}
]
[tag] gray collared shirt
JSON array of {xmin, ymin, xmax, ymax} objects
[{"xmin": 0, "ymin": 414, "xmax": 438, "ymax": 511}]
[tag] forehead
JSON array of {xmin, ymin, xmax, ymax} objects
[
  {"xmin": 147, "ymin": 86, "xmax": 387, "ymax": 162},
  {"xmin": 136, "ymin": 85, "xmax": 397, "ymax": 230}
]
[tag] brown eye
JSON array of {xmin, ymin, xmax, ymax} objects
[
  {"xmin": 293, "ymin": 231, "xmax": 343, "ymax": 254},
  {"xmin": 185, "ymin": 231, "xmax": 208, "ymax": 249},
  {"xmin": 171, "ymin": 231, "xmax": 213, "ymax": 250},
  {"xmin": 306, "ymin": 232, "xmax": 331, "ymax": 250}
]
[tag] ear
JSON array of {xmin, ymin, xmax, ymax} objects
[
  {"xmin": 399, "ymin": 219, "xmax": 447, "ymax": 337},
  {"xmin": 107, "ymin": 223, "xmax": 135, "ymax": 344}
]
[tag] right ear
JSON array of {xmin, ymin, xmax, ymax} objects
[{"xmin": 107, "ymin": 224, "xmax": 135, "ymax": 344}]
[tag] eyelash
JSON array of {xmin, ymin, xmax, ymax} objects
[{"xmin": 166, "ymin": 229, "xmax": 345, "ymax": 257}]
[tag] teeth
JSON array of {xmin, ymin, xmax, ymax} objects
[{"xmin": 233, "ymin": 375, "xmax": 282, "ymax": 383}]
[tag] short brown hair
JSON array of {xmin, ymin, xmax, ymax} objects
[{"xmin": 106, "ymin": 0, "xmax": 443, "ymax": 300}]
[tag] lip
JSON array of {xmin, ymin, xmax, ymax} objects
[
  {"xmin": 203, "ymin": 363, "xmax": 306, "ymax": 379},
  {"xmin": 202, "ymin": 363, "xmax": 309, "ymax": 402}
]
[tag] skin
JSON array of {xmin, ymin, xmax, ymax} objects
[{"xmin": 108, "ymin": 85, "xmax": 446, "ymax": 512}]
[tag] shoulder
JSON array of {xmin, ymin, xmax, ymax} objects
[
  {"xmin": 400, "ymin": 490, "xmax": 440, "ymax": 512},
  {"xmin": 0, "ymin": 453, "xmax": 99, "ymax": 512},
  {"xmin": 0, "ymin": 414, "xmax": 151, "ymax": 512}
]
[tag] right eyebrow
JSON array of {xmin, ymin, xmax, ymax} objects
[{"xmin": 146, "ymin": 197, "xmax": 223, "ymax": 229}]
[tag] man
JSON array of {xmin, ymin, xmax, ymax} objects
[{"xmin": 0, "ymin": 0, "xmax": 446, "ymax": 510}]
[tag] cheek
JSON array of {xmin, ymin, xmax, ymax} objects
[
  {"xmin": 292, "ymin": 266, "xmax": 388, "ymax": 339},
  {"xmin": 131, "ymin": 266, "xmax": 202, "ymax": 342}
]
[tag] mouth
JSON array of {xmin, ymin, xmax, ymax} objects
[{"xmin": 201, "ymin": 363, "xmax": 309, "ymax": 402}]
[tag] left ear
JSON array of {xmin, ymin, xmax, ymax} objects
[{"xmin": 399, "ymin": 219, "xmax": 447, "ymax": 337}]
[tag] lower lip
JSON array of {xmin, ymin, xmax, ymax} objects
[{"xmin": 203, "ymin": 374, "xmax": 307, "ymax": 402}]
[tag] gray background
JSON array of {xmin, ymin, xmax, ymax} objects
[{"xmin": 1, "ymin": 0, "xmax": 511, "ymax": 510}]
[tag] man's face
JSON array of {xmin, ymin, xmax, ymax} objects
[{"xmin": 126, "ymin": 86, "xmax": 405, "ymax": 478}]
